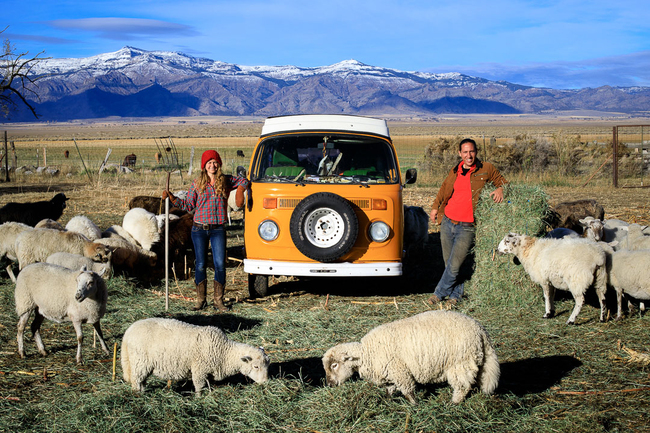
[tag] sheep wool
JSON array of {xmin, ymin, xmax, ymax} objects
[
  {"xmin": 0, "ymin": 221, "xmax": 33, "ymax": 262},
  {"xmin": 15, "ymin": 262, "xmax": 109, "ymax": 364},
  {"xmin": 122, "ymin": 208, "xmax": 160, "ymax": 250},
  {"xmin": 497, "ymin": 233, "xmax": 608, "ymax": 324},
  {"xmin": 46, "ymin": 252, "xmax": 112, "ymax": 278},
  {"xmin": 65, "ymin": 215, "xmax": 102, "ymax": 241},
  {"xmin": 322, "ymin": 310, "xmax": 500, "ymax": 404},
  {"xmin": 121, "ymin": 318, "xmax": 270, "ymax": 394}
]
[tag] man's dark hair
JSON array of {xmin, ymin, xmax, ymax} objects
[{"xmin": 458, "ymin": 138, "xmax": 478, "ymax": 152}]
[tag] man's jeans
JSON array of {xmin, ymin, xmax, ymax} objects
[
  {"xmin": 191, "ymin": 225, "xmax": 226, "ymax": 285},
  {"xmin": 433, "ymin": 215, "xmax": 475, "ymax": 301}
]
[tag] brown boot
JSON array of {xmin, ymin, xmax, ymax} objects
[
  {"xmin": 192, "ymin": 280, "xmax": 208, "ymax": 311},
  {"xmin": 213, "ymin": 280, "xmax": 229, "ymax": 312}
]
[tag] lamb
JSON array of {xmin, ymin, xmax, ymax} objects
[
  {"xmin": 122, "ymin": 207, "xmax": 160, "ymax": 250},
  {"xmin": 121, "ymin": 317, "xmax": 270, "ymax": 394},
  {"xmin": 403, "ymin": 205, "xmax": 429, "ymax": 251},
  {"xmin": 46, "ymin": 252, "xmax": 112, "ymax": 278},
  {"xmin": 15, "ymin": 262, "xmax": 109, "ymax": 364},
  {"xmin": 497, "ymin": 233, "xmax": 608, "ymax": 324},
  {"xmin": 65, "ymin": 215, "xmax": 102, "ymax": 241},
  {"xmin": 323, "ymin": 311, "xmax": 499, "ymax": 405},
  {"xmin": 0, "ymin": 192, "xmax": 69, "ymax": 226},
  {"xmin": 15, "ymin": 228, "xmax": 113, "ymax": 270}
]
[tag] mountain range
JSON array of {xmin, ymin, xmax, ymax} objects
[{"xmin": 4, "ymin": 46, "xmax": 650, "ymax": 122}]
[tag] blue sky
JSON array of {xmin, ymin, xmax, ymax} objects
[{"xmin": 3, "ymin": 0, "xmax": 650, "ymax": 89}]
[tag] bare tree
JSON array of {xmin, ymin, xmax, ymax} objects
[{"xmin": 1, "ymin": 28, "xmax": 47, "ymax": 118}]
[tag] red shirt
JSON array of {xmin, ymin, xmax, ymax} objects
[
  {"xmin": 175, "ymin": 175, "xmax": 248, "ymax": 225},
  {"xmin": 444, "ymin": 162, "xmax": 475, "ymax": 223}
]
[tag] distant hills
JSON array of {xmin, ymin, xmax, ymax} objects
[{"xmin": 4, "ymin": 46, "xmax": 650, "ymax": 122}]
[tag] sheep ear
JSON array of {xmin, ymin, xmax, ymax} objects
[
  {"xmin": 241, "ymin": 355, "xmax": 253, "ymax": 363},
  {"xmin": 342, "ymin": 355, "xmax": 358, "ymax": 362},
  {"xmin": 98, "ymin": 267, "xmax": 107, "ymax": 277},
  {"xmin": 80, "ymin": 264, "xmax": 88, "ymax": 272}
]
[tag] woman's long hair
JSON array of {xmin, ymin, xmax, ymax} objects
[{"xmin": 196, "ymin": 165, "xmax": 227, "ymax": 198}]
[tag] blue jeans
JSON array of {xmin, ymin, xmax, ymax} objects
[
  {"xmin": 433, "ymin": 215, "xmax": 475, "ymax": 301},
  {"xmin": 191, "ymin": 225, "xmax": 226, "ymax": 285}
]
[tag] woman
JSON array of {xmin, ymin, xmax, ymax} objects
[{"xmin": 163, "ymin": 150, "xmax": 247, "ymax": 311}]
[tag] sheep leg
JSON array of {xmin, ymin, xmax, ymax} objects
[
  {"xmin": 566, "ymin": 293, "xmax": 585, "ymax": 325},
  {"xmin": 6, "ymin": 264, "xmax": 16, "ymax": 283},
  {"xmin": 92, "ymin": 322, "xmax": 110, "ymax": 355},
  {"xmin": 615, "ymin": 288, "xmax": 624, "ymax": 320},
  {"xmin": 30, "ymin": 309, "xmax": 48, "ymax": 356},
  {"xmin": 542, "ymin": 284, "xmax": 556, "ymax": 318},
  {"xmin": 16, "ymin": 311, "xmax": 31, "ymax": 358},
  {"xmin": 447, "ymin": 364, "xmax": 477, "ymax": 404},
  {"xmin": 191, "ymin": 370, "xmax": 209, "ymax": 395},
  {"xmin": 72, "ymin": 321, "xmax": 84, "ymax": 364},
  {"xmin": 388, "ymin": 368, "xmax": 417, "ymax": 405}
]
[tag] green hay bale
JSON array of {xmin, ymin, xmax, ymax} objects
[{"xmin": 467, "ymin": 183, "xmax": 552, "ymax": 310}]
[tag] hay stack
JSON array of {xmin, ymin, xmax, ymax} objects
[{"xmin": 467, "ymin": 183, "xmax": 551, "ymax": 309}]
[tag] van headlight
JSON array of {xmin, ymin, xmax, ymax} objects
[
  {"xmin": 368, "ymin": 221, "xmax": 390, "ymax": 242},
  {"xmin": 258, "ymin": 220, "xmax": 279, "ymax": 241}
]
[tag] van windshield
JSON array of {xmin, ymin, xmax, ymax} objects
[{"xmin": 252, "ymin": 134, "xmax": 399, "ymax": 185}]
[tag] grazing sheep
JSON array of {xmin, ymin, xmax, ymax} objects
[
  {"xmin": 545, "ymin": 228, "xmax": 580, "ymax": 239},
  {"xmin": 236, "ymin": 150, "xmax": 245, "ymax": 158},
  {"xmin": 547, "ymin": 199, "xmax": 605, "ymax": 233},
  {"xmin": 95, "ymin": 235, "xmax": 157, "ymax": 276},
  {"xmin": 497, "ymin": 233, "xmax": 608, "ymax": 324},
  {"xmin": 0, "ymin": 192, "xmax": 69, "ymax": 226},
  {"xmin": 15, "ymin": 228, "xmax": 113, "ymax": 270},
  {"xmin": 323, "ymin": 310, "xmax": 499, "ymax": 404},
  {"xmin": 123, "ymin": 207, "xmax": 160, "ymax": 250},
  {"xmin": 46, "ymin": 252, "xmax": 112, "ymax": 277},
  {"xmin": 102, "ymin": 224, "xmax": 139, "ymax": 245},
  {"xmin": 35, "ymin": 218, "xmax": 65, "ymax": 230},
  {"xmin": 621, "ymin": 224, "xmax": 650, "ymax": 251},
  {"xmin": 121, "ymin": 317, "xmax": 270, "ymax": 394},
  {"xmin": 403, "ymin": 205, "xmax": 429, "ymax": 251},
  {"xmin": 65, "ymin": 215, "xmax": 102, "ymax": 241},
  {"xmin": 545, "ymin": 218, "xmax": 603, "ymax": 241},
  {"xmin": 15, "ymin": 262, "xmax": 109, "ymax": 364},
  {"xmin": 0, "ymin": 222, "xmax": 33, "ymax": 282}
]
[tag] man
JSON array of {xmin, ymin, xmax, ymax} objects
[{"xmin": 428, "ymin": 138, "xmax": 507, "ymax": 305}]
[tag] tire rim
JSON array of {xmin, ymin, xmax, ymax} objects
[{"xmin": 304, "ymin": 207, "xmax": 345, "ymax": 248}]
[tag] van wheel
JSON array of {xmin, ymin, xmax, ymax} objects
[
  {"xmin": 290, "ymin": 192, "xmax": 358, "ymax": 262},
  {"xmin": 248, "ymin": 274, "xmax": 268, "ymax": 298}
]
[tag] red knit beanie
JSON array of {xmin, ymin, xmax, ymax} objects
[{"xmin": 201, "ymin": 150, "xmax": 222, "ymax": 170}]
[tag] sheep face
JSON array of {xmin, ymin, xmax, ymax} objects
[
  {"xmin": 497, "ymin": 233, "xmax": 522, "ymax": 255},
  {"xmin": 579, "ymin": 217, "xmax": 604, "ymax": 241},
  {"xmin": 239, "ymin": 348, "xmax": 270, "ymax": 383},
  {"xmin": 322, "ymin": 343, "xmax": 360, "ymax": 387},
  {"xmin": 74, "ymin": 270, "xmax": 99, "ymax": 302},
  {"xmin": 88, "ymin": 244, "xmax": 113, "ymax": 263}
]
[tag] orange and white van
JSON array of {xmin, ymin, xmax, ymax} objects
[{"xmin": 244, "ymin": 114, "xmax": 416, "ymax": 296}]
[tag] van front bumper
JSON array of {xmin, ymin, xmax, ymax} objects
[{"xmin": 244, "ymin": 259, "xmax": 402, "ymax": 277}]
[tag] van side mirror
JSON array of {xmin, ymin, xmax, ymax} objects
[{"xmin": 404, "ymin": 168, "xmax": 417, "ymax": 185}]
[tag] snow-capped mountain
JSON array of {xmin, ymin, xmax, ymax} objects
[{"xmin": 5, "ymin": 46, "xmax": 650, "ymax": 121}]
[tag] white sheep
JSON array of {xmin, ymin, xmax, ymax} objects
[
  {"xmin": 599, "ymin": 248, "xmax": 650, "ymax": 320},
  {"xmin": 15, "ymin": 262, "xmax": 109, "ymax": 364},
  {"xmin": 155, "ymin": 213, "xmax": 179, "ymax": 231},
  {"xmin": 46, "ymin": 252, "xmax": 112, "ymax": 278},
  {"xmin": 0, "ymin": 222, "xmax": 33, "ymax": 282},
  {"xmin": 322, "ymin": 310, "xmax": 500, "ymax": 404},
  {"xmin": 620, "ymin": 224, "xmax": 650, "ymax": 251},
  {"xmin": 497, "ymin": 233, "xmax": 608, "ymax": 324},
  {"xmin": 65, "ymin": 215, "xmax": 102, "ymax": 240},
  {"xmin": 15, "ymin": 228, "xmax": 112, "ymax": 270},
  {"xmin": 121, "ymin": 317, "xmax": 270, "ymax": 394},
  {"xmin": 122, "ymin": 207, "xmax": 160, "ymax": 250},
  {"xmin": 34, "ymin": 218, "xmax": 65, "ymax": 230},
  {"xmin": 102, "ymin": 224, "xmax": 140, "ymax": 245}
]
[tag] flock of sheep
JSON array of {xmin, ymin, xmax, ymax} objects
[{"xmin": 0, "ymin": 193, "xmax": 648, "ymax": 405}]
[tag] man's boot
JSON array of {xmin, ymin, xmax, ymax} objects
[
  {"xmin": 192, "ymin": 280, "xmax": 207, "ymax": 311},
  {"xmin": 213, "ymin": 280, "xmax": 229, "ymax": 312}
]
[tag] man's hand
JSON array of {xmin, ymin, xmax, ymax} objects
[
  {"xmin": 490, "ymin": 187, "xmax": 504, "ymax": 203},
  {"xmin": 429, "ymin": 208, "xmax": 439, "ymax": 224}
]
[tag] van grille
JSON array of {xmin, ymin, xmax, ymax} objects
[{"xmin": 277, "ymin": 198, "xmax": 370, "ymax": 210}]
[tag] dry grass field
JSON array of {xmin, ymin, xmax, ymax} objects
[{"xmin": 1, "ymin": 115, "xmax": 650, "ymax": 433}]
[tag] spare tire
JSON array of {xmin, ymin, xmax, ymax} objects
[{"xmin": 290, "ymin": 192, "xmax": 359, "ymax": 262}]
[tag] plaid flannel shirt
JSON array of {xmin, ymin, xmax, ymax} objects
[{"xmin": 175, "ymin": 175, "xmax": 249, "ymax": 225}]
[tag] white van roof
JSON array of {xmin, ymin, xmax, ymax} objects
[{"xmin": 261, "ymin": 115, "xmax": 390, "ymax": 138}]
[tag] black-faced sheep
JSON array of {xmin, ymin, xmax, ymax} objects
[
  {"xmin": 0, "ymin": 192, "xmax": 69, "ymax": 226},
  {"xmin": 15, "ymin": 228, "xmax": 113, "ymax": 270},
  {"xmin": 15, "ymin": 262, "xmax": 109, "ymax": 364},
  {"xmin": 121, "ymin": 317, "xmax": 270, "ymax": 394},
  {"xmin": 322, "ymin": 310, "xmax": 500, "ymax": 404},
  {"xmin": 497, "ymin": 233, "xmax": 608, "ymax": 324}
]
